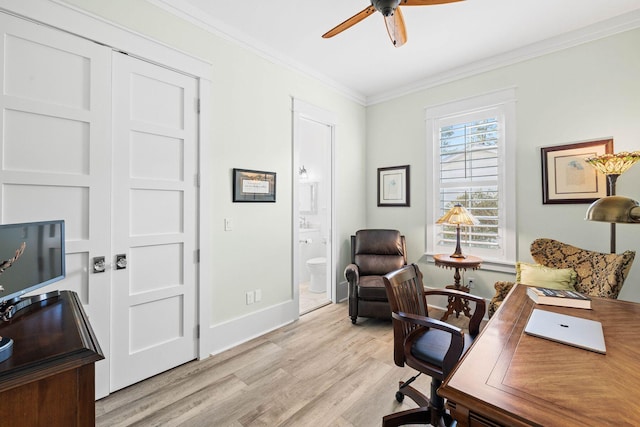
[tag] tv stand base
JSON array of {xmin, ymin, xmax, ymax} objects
[{"xmin": 0, "ymin": 336, "xmax": 12, "ymax": 363}]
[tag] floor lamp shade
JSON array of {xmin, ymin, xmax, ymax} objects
[
  {"xmin": 585, "ymin": 151, "xmax": 640, "ymax": 253},
  {"xmin": 586, "ymin": 196, "xmax": 640, "ymax": 224}
]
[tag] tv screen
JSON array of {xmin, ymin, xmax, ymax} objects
[{"xmin": 0, "ymin": 220, "xmax": 65, "ymax": 304}]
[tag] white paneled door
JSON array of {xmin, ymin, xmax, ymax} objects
[
  {"xmin": 0, "ymin": 12, "xmax": 112, "ymax": 397},
  {"xmin": 110, "ymin": 52, "xmax": 198, "ymax": 391},
  {"xmin": 0, "ymin": 13, "xmax": 199, "ymax": 396}
]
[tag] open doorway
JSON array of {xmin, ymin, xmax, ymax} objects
[{"xmin": 292, "ymin": 99, "xmax": 335, "ymax": 315}]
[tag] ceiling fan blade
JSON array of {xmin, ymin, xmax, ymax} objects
[
  {"xmin": 384, "ymin": 7, "xmax": 407, "ymax": 48},
  {"xmin": 401, "ymin": 0, "xmax": 464, "ymax": 5},
  {"xmin": 322, "ymin": 6, "xmax": 376, "ymax": 38}
]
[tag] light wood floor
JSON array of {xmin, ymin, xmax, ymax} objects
[{"xmin": 96, "ymin": 302, "xmax": 471, "ymax": 427}]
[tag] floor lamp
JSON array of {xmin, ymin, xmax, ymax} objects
[{"xmin": 585, "ymin": 151, "xmax": 640, "ymax": 253}]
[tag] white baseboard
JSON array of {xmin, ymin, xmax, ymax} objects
[{"xmin": 203, "ymin": 300, "xmax": 297, "ymax": 357}]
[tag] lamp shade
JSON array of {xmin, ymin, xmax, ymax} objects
[
  {"xmin": 436, "ymin": 204, "xmax": 480, "ymax": 226},
  {"xmin": 585, "ymin": 151, "xmax": 640, "ymax": 175},
  {"xmin": 585, "ymin": 196, "xmax": 640, "ymax": 223}
]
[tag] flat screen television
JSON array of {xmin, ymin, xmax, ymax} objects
[{"xmin": 0, "ymin": 219, "xmax": 66, "ymax": 305}]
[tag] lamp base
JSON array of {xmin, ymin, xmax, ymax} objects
[{"xmin": 449, "ymin": 252, "xmax": 467, "ymax": 259}]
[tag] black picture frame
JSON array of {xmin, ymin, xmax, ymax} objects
[
  {"xmin": 377, "ymin": 165, "xmax": 410, "ymax": 207},
  {"xmin": 541, "ymin": 139, "xmax": 612, "ymax": 204},
  {"xmin": 232, "ymin": 168, "xmax": 276, "ymax": 202}
]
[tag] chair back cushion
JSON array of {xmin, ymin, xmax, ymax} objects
[
  {"xmin": 530, "ymin": 238, "xmax": 635, "ymax": 299},
  {"xmin": 352, "ymin": 229, "xmax": 407, "ymax": 276}
]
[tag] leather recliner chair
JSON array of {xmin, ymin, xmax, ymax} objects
[{"xmin": 344, "ymin": 229, "xmax": 407, "ymax": 324}]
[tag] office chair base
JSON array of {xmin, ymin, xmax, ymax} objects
[
  {"xmin": 384, "ymin": 380, "xmax": 453, "ymax": 426},
  {"xmin": 395, "ymin": 381, "xmax": 429, "ymax": 407},
  {"xmin": 382, "ymin": 406, "xmax": 454, "ymax": 427}
]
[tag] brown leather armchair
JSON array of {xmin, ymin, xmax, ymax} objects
[{"xmin": 344, "ymin": 229, "xmax": 407, "ymax": 324}]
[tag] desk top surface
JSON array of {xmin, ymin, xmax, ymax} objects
[{"xmin": 439, "ymin": 283, "xmax": 640, "ymax": 426}]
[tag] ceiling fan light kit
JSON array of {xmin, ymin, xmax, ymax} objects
[
  {"xmin": 373, "ymin": 0, "xmax": 401, "ymax": 16},
  {"xmin": 322, "ymin": 0, "xmax": 464, "ymax": 47}
]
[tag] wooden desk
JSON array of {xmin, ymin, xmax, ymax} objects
[
  {"xmin": 439, "ymin": 283, "xmax": 640, "ymax": 426},
  {"xmin": 0, "ymin": 291, "xmax": 103, "ymax": 426},
  {"xmin": 433, "ymin": 254, "xmax": 482, "ymax": 321}
]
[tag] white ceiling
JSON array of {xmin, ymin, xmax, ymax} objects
[{"xmin": 151, "ymin": 0, "xmax": 640, "ymax": 104}]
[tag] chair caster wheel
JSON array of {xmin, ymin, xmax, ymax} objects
[{"xmin": 395, "ymin": 391, "xmax": 404, "ymax": 402}]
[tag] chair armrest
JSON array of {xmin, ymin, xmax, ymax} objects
[
  {"xmin": 425, "ymin": 288, "xmax": 486, "ymax": 336},
  {"xmin": 393, "ymin": 311, "xmax": 465, "ymax": 374},
  {"xmin": 393, "ymin": 311, "xmax": 463, "ymax": 337},
  {"xmin": 344, "ymin": 263, "xmax": 359, "ymax": 285}
]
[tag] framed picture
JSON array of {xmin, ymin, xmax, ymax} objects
[
  {"xmin": 377, "ymin": 165, "xmax": 410, "ymax": 207},
  {"xmin": 233, "ymin": 168, "xmax": 276, "ymax": 202},
  {"xmin": 541, "ymin": 139, "xmax": 612, "ymax": 204}
]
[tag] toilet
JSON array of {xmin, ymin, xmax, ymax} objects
[{"xmin": 306, "ymin": 257, "xmax": 326, "ymax": 293}]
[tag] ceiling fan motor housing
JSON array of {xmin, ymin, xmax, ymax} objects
[{"xmin": 371, "ymin": 0, "xmax": 401, "ymax": 16}]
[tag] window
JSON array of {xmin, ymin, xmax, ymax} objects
[{"xmin": 426, "ymin": 89, "xmax": 516, "ymax": 270}]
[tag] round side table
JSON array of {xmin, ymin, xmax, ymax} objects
[{"xmin": 433, "ymin": 254, "xmax": 482, "ymax": 321}]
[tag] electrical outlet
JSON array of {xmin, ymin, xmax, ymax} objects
[
  {"xmin": 246, "ymin": 291, "xmax": 254, "ymax": 305},
  {"xmin": 254, "ymin": 289, "xmax": 262, "ymax": 302},
  {"xmin": 224, "ymin": 218, "xmax": 233, "ymax": 231},
  {"xmin": 468, "ymin": 277, "xmax": 475, "ymax": 288}
]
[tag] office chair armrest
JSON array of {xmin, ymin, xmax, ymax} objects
[
  {"xmin": 393, "ymin": 311, "xmax": 463, "ymax": 337},
  {"xmin": 424, "ymin": 288, "xmax": 486, "ymax": 336},
  {"xmin": 394, "ymin": 311, "xmax": 466, "ymax": 372}
]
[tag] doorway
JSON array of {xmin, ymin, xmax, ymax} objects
[{"xmin": 292, "ymin": 99, "xmax": 335, "ymax": 315}]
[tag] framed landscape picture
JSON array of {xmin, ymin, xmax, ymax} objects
[{"xmin": 541, "ymin": 139, "xmax": 612, "ymax": 204}]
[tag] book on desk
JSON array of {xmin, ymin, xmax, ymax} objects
[{"xmin": 526, "ymin": 286, "xmax": 591, "ymax": 309}]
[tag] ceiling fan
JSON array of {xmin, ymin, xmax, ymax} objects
[{"xmin": 322, "ymin": 0, "xmax": 464, "ymax": 48}]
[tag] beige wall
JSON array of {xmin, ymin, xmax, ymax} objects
[
  {"xmin": 46, "ymin": 1, "xmax": 640, "ymax": 325},
  {"xmin": 366, "ymin": 28, "xmax": 640, "ymax": 302},
  {"xmin": 62, "ymin": 0, "xmax": 368, "ymax": 324}
]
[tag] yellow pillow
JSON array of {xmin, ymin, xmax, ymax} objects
[{"xmin": 515, "ymin": 262, "xmax": 577, "ymax": 290}]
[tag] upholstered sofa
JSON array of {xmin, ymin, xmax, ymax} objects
[
  {"xmin": 344, "ymin": 229, "xmax": 407, "ymax": 324},
  {"xmin": 488, "ymin": 238, "xmax": 636, "ymax": 317}
]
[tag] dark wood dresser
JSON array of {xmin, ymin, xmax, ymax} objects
[{"xmin": 0, "ymin": 290, "xmax": 103, "ymax": 426}]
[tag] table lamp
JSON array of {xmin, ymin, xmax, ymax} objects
[
  {"xmin": 585, "ymin": 151, "xmax": 640, "ymax": 253},
  {"xmin": 436, "ymin": 204, "xmax": 479, "ymax": 258}
]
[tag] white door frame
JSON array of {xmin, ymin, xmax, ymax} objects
[{"xmin": 292, "ymin": 98, "xmax": 337, "ymax": 310}]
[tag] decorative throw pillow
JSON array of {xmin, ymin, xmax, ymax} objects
[{"xmin": 515, "ymin": 262, "xmax": 577, "ymax": 290}]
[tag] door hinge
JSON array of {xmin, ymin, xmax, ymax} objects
[
  {"xmin": 196, "ymin": 98, "xmax": 200, "ymax": 114},
  {"xmin": 195, "ymin": 249, "xmax": 200, "ymax": 263},
  {"xmin": 195, "ymin": 173, "xmax": 200, "ymax": 188}
]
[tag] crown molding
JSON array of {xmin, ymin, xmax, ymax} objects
[
  {"xmin": 149, "ymin": 1, "xmax": 640, "ymax": 107},
  {"xmin": 148, "ymin": 0, "xmax": 367, "ymax": 105},
  {"xmin": 366, "ymin": 9, "xmax": 640, "ymax": 105}
]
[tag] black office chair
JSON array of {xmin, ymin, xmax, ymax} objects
[{"xmin": 382, "ymin": 263, "xmax": 485, "ymax": 426}]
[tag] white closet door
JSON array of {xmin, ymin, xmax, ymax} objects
[
  {"xmin": 0, "ymin": 13, "xmax": 112, "ymax": 397},
  {"xmin": 110, "ymin": 52, "xmax": 198, "ymax": 391}
]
